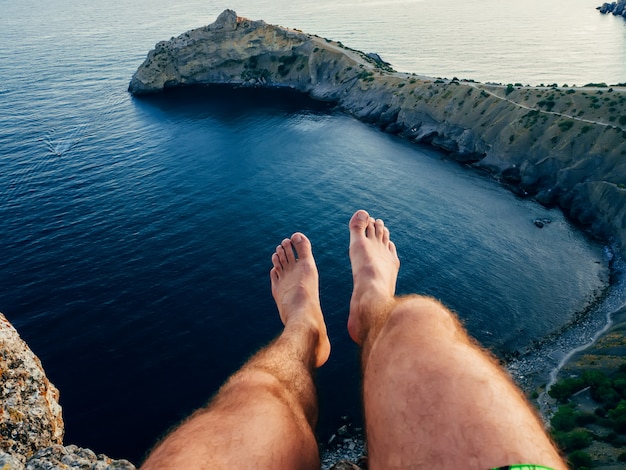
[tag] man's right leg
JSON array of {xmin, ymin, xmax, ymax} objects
[{"xmin": 347, "ymin": 210, "xmax": 567, "ymax": 470}]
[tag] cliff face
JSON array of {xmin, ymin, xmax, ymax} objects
[
  {"xmin": 0, "ymin": 312, "xmax": 135, "ymax": 469},
  {"xmin": 130, "ymin": 9, "xmax": 626, "ymax": 252}
]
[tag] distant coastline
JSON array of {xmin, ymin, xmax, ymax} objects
[{"xmin": 130, "ymin": 10, "xmax": 626, "ymax": 257}]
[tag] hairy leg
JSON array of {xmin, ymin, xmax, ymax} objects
[
  {"xmin": 142, "ymin": 233, "xmax": 330, "ymax": 470},
  {"xmin": 348, "ymin": 210, "xmax": 566, "ymax": 470}
]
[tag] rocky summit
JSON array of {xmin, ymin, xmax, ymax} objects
[{"xmin": 131, "ymin": 9, "xmax": 626, "ymax": 253}]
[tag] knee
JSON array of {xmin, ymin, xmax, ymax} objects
[{"xmin": 386, "ymin": 295, "xmax": 461, "ymax": 338}]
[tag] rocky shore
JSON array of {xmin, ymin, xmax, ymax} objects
[{"xmin": 598, "ymin": 1, "xmax": 626, "ymax": 18}]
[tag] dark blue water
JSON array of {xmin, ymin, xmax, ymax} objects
[{"xmin": 0, "ymin": 0, "xmax": 616, "ymax": 464}]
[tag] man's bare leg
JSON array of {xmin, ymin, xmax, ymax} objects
[
  {"xmin": 347, "ymin": 209, "xmax": 566, "ymax": 470},
  {"xmin": 142, "ymin": 233, "xmax": 330, "ymax": 470}
]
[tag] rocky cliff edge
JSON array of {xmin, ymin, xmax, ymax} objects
[
  {"xmin": 130, "ymin": 9, "xmax": 626, "ymax": 253},
  {"xmin": 0, "ymin": 312, "xmax": 135, "ymax": 469}
]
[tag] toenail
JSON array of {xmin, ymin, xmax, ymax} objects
[
  {"xmin": 292, "ymin": 233, "xmax": 302, "ymax": 243},
  {"xmin": 356, "ymin": 211, "xmax": 367, "ymax": 220}
]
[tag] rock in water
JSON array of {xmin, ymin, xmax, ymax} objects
[{"xmin": 0, "ymin": 312, "xmax": 63, "ymax": 462}]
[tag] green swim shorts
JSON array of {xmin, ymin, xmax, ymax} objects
[{"xmin": 492, "ymin": 466, "xmax": 554, "ymax": 470}]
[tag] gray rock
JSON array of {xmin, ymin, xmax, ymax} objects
[
  {"xmin": 1, "ymin": 313, "xmax": 136, "ymax": 469},
  {"xmin": 0, "ymin": 451, "xmax": 24, "ymax": 469},
  {"xmin": 0, "ymin": 313, "xmax": 63, "ymax": 462},
  {"xmin": 25, "ymin": 445, "xmax": 136, "ymax": 470},
  {"xmin": 597, "ymin": 1, "xmax": 626, "ymax": 17}
]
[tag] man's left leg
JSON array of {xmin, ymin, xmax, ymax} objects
[{"xmin": 141, "ymin": 233, "xmax": 331, "ymax": 469}]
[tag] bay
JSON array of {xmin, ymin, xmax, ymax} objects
[{"xmin": 0, "ymin": 0, "xmax": 622, "ymax": 463}]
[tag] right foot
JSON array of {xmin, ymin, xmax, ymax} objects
[{"xmin": 348, "ymin": 210, "xmax": 400, "ymax": 345}]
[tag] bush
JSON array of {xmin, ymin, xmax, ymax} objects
[
  {"xmin": 558, "ymin": 121, "xmax": 574, "ymax": 131},
  {"xmin": 537, "ymin": 99, "xmax": 556, "ymax": 111},
  {"xmin": 551, "ymin": 405, "xmax": 577, "ymax": 432},
  {"xmin": 584, "ymin": 369, "xmax": 610, "ymax": 385},
  {"xmin": 608, "ymin": 400, "xmax": 626, "ymax": 433},
  {"xmin": 575, "ymin": 412, "xmax": 597, "ymax": 426},
  {"xmin": 568, "ymin": 450, "xmax": 592, "ymax": 469},
  {"xmin": 614, "ymin": 378, "xmax": 626, "ymax": 395},
  {"xmin": 553, "ymin": 430, "xmax": 592, "ymax": 451},
  {"xmin": 549, "ymin": 377, "xmax": 586, "ymax": 402},
  {"xmin": 592, "ymin": 384, "xmax": 621, "ymax": 407}
]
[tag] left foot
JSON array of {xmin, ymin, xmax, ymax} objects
[{"xmin": 270, "ymin": 233, "xmax": 331, "ymax": 368}]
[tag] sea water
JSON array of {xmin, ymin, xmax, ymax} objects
[{"xmin": 0, "ymin": 0, "xmax": 624, "ymax": 462}]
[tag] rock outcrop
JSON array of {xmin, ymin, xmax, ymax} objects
[
  {"xmin": 598, "ymin": 1, "xmax": 626, "ymax": 18},
  {"xmin": 0, "ymin": 312, "xmax": 135, "ymax": 469},
  {"xmin": 130, "ymin": 10, "xmax": 626, "ymax": 253}
]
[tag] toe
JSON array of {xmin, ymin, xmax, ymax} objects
[
  {"xmin": 374, "ymin": 219, "xmax": 384, "ymax": 239},
  {"xmin": 382, "ymin": 226, "xmax": 390, "ymax": 245},
  {"xmin": 281, "ymin": 238, "xmax": 296, "ymax": 264},
  {"xmin": 276, "ymin": 244, "xmax": 288, "ymax": 267},
  {"xmin": 291, "ymin": 232, "xmax": 312, "ymax": 260},
  {"xmin": 349, "ymin": 210, "xmax": 370, "ymax": 235},
  {"xmin": 272, "ymin": 252, "xmax": 283, "ymax": 272}
]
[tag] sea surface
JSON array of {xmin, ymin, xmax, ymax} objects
[{"xmin": 1, "ymin": 0, "xmax": 624, "ymax": 463}]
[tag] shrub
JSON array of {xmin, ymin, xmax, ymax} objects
[
  {"xmin": 551, "ymin": 405, "xmax": 577, "ymax": 432},
  {"xmin": 575, "ymin": 412, "xmax": 597, "ymax": 426},
  {"xmin": 558, "ymin": 121, "xmax": 574, "ymax": 131},
  {"xmin": 553, "ymin": 430, "xmax": 592, "ymax": 451},
  {"xmin": 549, "ymin": 377, "xmax": 586, "ymax": 402},
  {"xmin": 592, "ymin": 384, "xmax": 621, "ymax": 407},
  {"xmin": 568, "ymin": 450, "xmax": 592, "ymax": 469},
  {"xmin": 608, "ymin": 400, "xmax": 626, "ymax": 432},
  {"xmin": 537, "ymin": 100, "xmax": 556, "ymax": 111},
  {"xmin": 614, "ymin": 378, "xmax": 626, "ymax": 395},
  {"xmin": 506, "ymin": 84, "xmax": 514, "ymax": 95}
]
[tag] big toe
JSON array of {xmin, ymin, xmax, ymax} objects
[
  {"xmin": 349, "ymin": 210, "xmax": 370, "ymax": 235},
  {"xmin": 291, "ymin": 232, "xmax": 313, "ymax": 260}
]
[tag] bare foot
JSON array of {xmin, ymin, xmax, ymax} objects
[
  {"xmin": 270, "ymin": 232, "xmax": 331, "ymax": 368},
  {"xmin": 348, "ymin": 210, "xmax": 400, "ymax": 345}
]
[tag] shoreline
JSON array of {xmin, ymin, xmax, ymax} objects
[{"xmin": 506, "ymin": 252, "xmax": 626, "ymax": 417}]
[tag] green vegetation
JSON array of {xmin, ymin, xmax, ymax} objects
[
  {"xmin": 537, "ymin": 98, "xmax": 556, "ymax": 111},
  {"xmin": 506, "ymin": 84, "xmax": 514, "ymax": 96},
  {"xmin": 277, "ymin": 54, "xmax": 298, "ymax": 77},
  {"xmin": 558, "ymin": 121, "xmax": 574, "ymax": 132},
  {"xmin": 548, "ymin": 363, "xmax": 626, "ymax": 467},
  {"xmin": 358, "ymin": 70, "xmax": 374, "ymax": 82}
]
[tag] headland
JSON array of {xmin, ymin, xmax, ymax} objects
[{"xmin": 130, "ymin": 9, "xmax": 626, "ymax": 256}]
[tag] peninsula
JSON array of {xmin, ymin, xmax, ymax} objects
[{"xmin": 130, "ymin": 9, "xmax": 626, "ymax": 253}]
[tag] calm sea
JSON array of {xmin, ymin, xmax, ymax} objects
[{"xmin": 1, "ymin": 0, "xmax": 624, "ymax": 463}]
